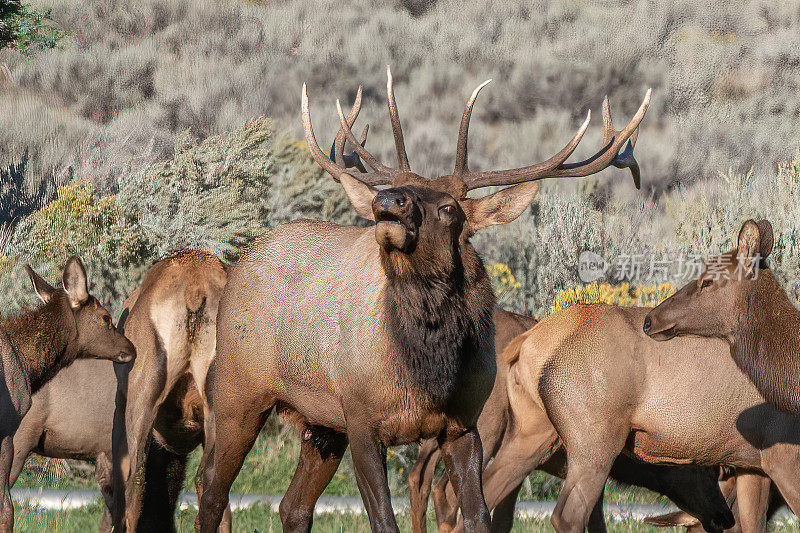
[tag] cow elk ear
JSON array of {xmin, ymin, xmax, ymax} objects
[
  {"xmin": 340, "ymin": 172, "xmax": 378, "ymax": 221},
  {"xmin": 464, "ymin": 181, "xmax": 541, "ymax": 232},
  {"xmin": 756, "ymin": 219, "xmax": 774, "ymax": 259},
  {"xmin": 737, "ymin": 219, "xmax": 761, "ymax": 261},
  {"xmin": 63, "ymin": 256, "xmax": 90, "ymax": 309},
  {"xmin": 25, "ymin": 265, "xmax": 55, "ymax": 304}
]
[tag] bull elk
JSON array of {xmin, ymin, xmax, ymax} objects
[
  {"xmin": 410, "ymin": 308, "xmax": 732, "ymax": 533},
  {"xmin": 507, "ymin": 302, "xmax": 800, "ymax": 533},
  {"xmin": 0, "ymin": 257, "xmax": 135, "ymax": 532},
  {"xmin": 644, "ymin": 219, "xmax": 800, "ymax": 416},
  {"xmin": 195, "ymin": 67, "xmax": 650, "ymax": 533}
]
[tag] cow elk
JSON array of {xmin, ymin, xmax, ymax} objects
[
  {"xmin": 410, "ymin": 309, "xmax": 733, "ymax": 533},
  {"xmin": 0, "ymin": 257, "xmax": 135, "ymax": 531},
  {"xmin": 2, "ymin": 251, "xmax": 228, "ymax": 532},
  {"xmin": 195, "ymin": 66, "xmax": 650, "ymax": 533},
  {"xmin": 112, "ymin": 250, "xmax": 228, "ymax": 532},
  {"xmin": 644, "ymin": 219, "xmax": 800, "ymax": 416},
  {"xmin": 509, "ymin": 302, "xmax": 800, "ymax": 533}
]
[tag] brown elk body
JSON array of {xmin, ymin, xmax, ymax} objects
[
  {"xmin": 410, "ymin": 309, "xmax": 733, "ymax": 533},
  {"xmin": 6, "ymin": 250, "xmax": 228, "ymax": 532},
  {"xmin": 111, "ymin": 250, "xmax": 228, "ymax": 532},
  {"xmin": 511, "ymin": 302, "xmax": 800, "ymax": 533},
  {"xmin": 644, "ymin": 219, "xmax": 800, "ymax": 415},
  {"xmin": 8, "ymin": 361, "xmax": 200, "ymax": 532},
  {"xmin": 195, "ymin": 68, "xmax": 650, "ymax": 533},
  {"xmin": 0, "ymin": 257, "xmax": 135, "ymax": 532}
]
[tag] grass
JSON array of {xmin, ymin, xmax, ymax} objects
[{"xmin": 12, "ymin": 503, "xmax": 692, "ymax": 533}]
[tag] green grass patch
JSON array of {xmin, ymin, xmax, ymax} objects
[{"xmin": 13, "ymin": 503, "xmax": 691, "ymax": 533}]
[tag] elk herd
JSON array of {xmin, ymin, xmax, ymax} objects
[{"xmin": 0, "ymin": 67, "xmax": 797, "ymax": 533}]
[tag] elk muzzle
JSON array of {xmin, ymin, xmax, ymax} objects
[
  {"xmin": 373, "ymin": 189, "xmax": 418, "ymax": 253},
  {"xmin": 111, "ymin": 335, "xmax": 137, "ymax": 364},
  {"xmin": 643, "ymin": 309, "xmax": 677, "ymax": 341}
]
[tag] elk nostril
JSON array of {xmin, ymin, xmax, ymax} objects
[
  {"xmin": 395, "ymin": 197, "xmax": 406, "ymax": 206},
  {"xmin": 643, "ymin": 317, "xmax": 651, "ymax": 333}
]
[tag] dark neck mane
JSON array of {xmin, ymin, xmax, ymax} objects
[
  {"xmin": 383, "ymin": 243, "xmax": 495, "ymax": 406},
  {"xmin": 1, "ymin": 296, "xmax": 75, "ymax": 393},
  {"xmin": 730, "ymin": 270, "xmax": 800, "ymax": 414}
]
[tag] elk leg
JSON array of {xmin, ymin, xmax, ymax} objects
[
  {"xmin": 409, "ymin": 439, "xmax": 440, "ymax": 533},
  {"xmin": 279, "ymin": 425, "xmax": 348, "ymax": 532},
  {"xmin": 550, "ymin": 443, "xmax": 622, "ymax": 533},
  {"xmin": 0, "ymin": 435, "xmax": 13, "ymax": 533},
  {"xmin": 432, "ymin": 473, "xmax": 457, "ymax": 533},
  {"xmin": 94, "ymin": 453, "xmax": 114, "ymax": 533},
  {"xmin": 731, "ymin": 473, "xmax": 769, "ymax": 533},
  {"xmin": 135, "ymin": 440, "xmax": 187, "ymax": 533},
  {"xmin": 586, "ymin": 497, "xmax": 607, "ymax": 533},
  {"xmin": 347, "ymin": 425, "xmax": 400, "ymax": 532},
  {"xmin": 438, "ymin": 427, "xmax": 491, "ymax": 533},
  {"xmin": 760, "ymin": 446, "xmax": 800, "ymax": 525},
  {"xmin": 195, "ymin": 401, "xmax": 269, "ymax": 533},
  {"xmin": 8, "ymin": 428, "xmax": 39, "ymax": 488},
  {"xmin": 122, "ymin": 337, "xmax": 173, "ymax": 531},
  {"xmin": 481, "ymin": 425, "xmax": 559, "ymax": 512},
  {"xmin": 490, "ymin": 482, "xmax": 522, "ymax": 533},
  {"xmin": 111, "ymin": 360, "xmax": 132, "ymax": 533}
]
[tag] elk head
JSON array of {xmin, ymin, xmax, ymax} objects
[
  {"xmin": 26, "ymin": 256, "xmax": 136, "ymax": 363},
  {"xmin": 302, "ymin": 67, "xmax": 651, "ymax": 277},
  {"xmin": 644, "ymin": 219, "xmax": 774, "ymax": 342}
]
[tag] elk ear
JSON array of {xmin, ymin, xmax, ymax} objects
[
  {"xmin": 464, "ymin": 181, "xmax": 540, "ymax": 232},
  {"xmin": 737, "ymin": 217, "xmax": 765, "ymax": 268},
  {"xmin": 63, "ymin": 256, "xmax": 89, "ymax": 309},
  {"xmin": 25, "ymin": 265, "xmax": 55, "ymax": 304},
  {"xmin": 756, "ymin": 219, "xmax": 774, "ymax": 259},
  {"xmin": 340, "ymin": 172, "xmax": 377, "ymax": 220}
]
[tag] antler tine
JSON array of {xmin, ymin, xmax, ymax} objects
[
  {"xmin": 329, "ymin": 86, "xmax": 369, "ymax": 172},
  {"xmin": 386, "ymin": 65, "xmax": 411, "ymax": 171},
  {"xmin": 610, "ymin": 127, "xmax": 641, "ymax": 188},
  {"xmin": 330, "ymin": 124, "xmax": 369, "ymax": 171},
  {"xmin": 462, "ymin": 88, "xmax": 652, "ymax": 191},
  {"xmin": 454, "ymin": 79, "xmax": 492, "ymax": 176},
  {"xmin": 302, "ymin": 83, "xmax": 393, "ymax": 186},
  {"xmin": 461, "ymin": 111, "xmax": 591, "ymax": 190},
  {"xmin": 553, "ymin": 88, "xmax": 651, "ymax": 188},
  {"xmin": 335, "ymin": 99, "xmax": 399, "ymax": 176},
  {"xmin": 601, "ymin": 96, "xmax": 614, "ymax": 146}
]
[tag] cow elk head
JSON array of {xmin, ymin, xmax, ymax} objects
[
  {"xmin": 644, "ymin": 219, "xmax": 774, "ymax": 342},
  {"xmin": 26, "ymin": 256, "xmax": 136, "ymax": 364}
]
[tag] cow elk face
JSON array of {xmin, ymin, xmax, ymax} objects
[
  {"xmin": 302, "ymin": 67, "xmax": 651, "ymax": 274},
  {"xmin": 644, "ymin": 219, "xmax": 774, "ymax": 342},
  {"xmin": 26, "ymin": 256, "xmax": 136, "ymax": 364}
]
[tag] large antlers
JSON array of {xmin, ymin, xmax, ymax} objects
[
  {"xmin": 303, "ymin": 68, "xmax": 652, "ymax": 191},
  {"xmin": 453, "ymin": 84, "xmax": 652, "ymax": 190},
  {"xmin": 302, "ymin": 66, "xmax": 412, "ymax": 186}
]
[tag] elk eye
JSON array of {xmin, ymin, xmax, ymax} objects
[
  {"xmin": 439, "ymin": 205, "xmax": 455, "ymax": 218},
  {"xmin": 700, "ymin": 278, "xmax": 713, "ymax": 290},
  {"xmin": 103, "ymin": 315, "xmax": 112, "ymax": 326}
]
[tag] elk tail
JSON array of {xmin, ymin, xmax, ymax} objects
[
  {"xmin": 502, "ymin": 332, "xmax": 528, "ymax": 366},
  {"xmin": 184, "ymin": 282, "xmax": 208, "ymax": 344}
]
